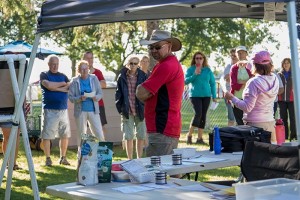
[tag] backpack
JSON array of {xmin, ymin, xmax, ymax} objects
[{"xmin": 209, "ymin": 125, "xmax": 271, "ymax": 152}]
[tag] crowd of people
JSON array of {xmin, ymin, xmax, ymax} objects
[{"xmin": 1, "ymin": 30, "xmax": 296, "ymax": 168}]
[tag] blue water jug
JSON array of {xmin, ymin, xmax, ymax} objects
[{"xmin": 213, "ymin": 126, "xmax": 221, "ymax": 155}]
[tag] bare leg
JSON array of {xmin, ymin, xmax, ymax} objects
[
  {"xmin": 187, "ymin": 123, "xmax": 195, "ymax": 144},
  {"xmin": 125, "ymin": 139, "xmax": 133, "ymax": 160},
  {"xmin": 60, "ymin": 138, "xmax": 69, "ymax": 157},
  {"xmin": 197, "ymin": 128, "xmax": 204, "ymax": 140},
  {"xmin": 136, "ymin": 139, "xmax": 145, "ymax": 159},
  {"xmin": 42, "ymin": 139, "xmax": 51, "ymax": 157},
  {"xmin": 2, "ymin": 127, "xmax": 20, "ymax": 165},
  {"xmin": 187, "ymin": 123, "xmax": 195, "ymax": 137},
  {"xmin": 228, "ymin": 120, "xmax": 235, "ymax": 126}
]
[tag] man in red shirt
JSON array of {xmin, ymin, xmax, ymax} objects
[
  {"xmin": 136, "ymin": 30, "xmax": 184, "ymax": 156},
  {"xmin": 83, "ymin": 52, "xmax": 107, "ymax": 131}
]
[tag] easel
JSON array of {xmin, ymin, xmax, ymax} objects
[{"xmin": 0, "ymin": 35, "xmax": 41, "ymax": 200}]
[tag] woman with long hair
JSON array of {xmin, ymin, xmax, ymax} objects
[
  {"xmin": 277, "ymin": 58, "xmax": 296, "ymax": 141},
  {"xmin": 185, "ymin": 51, "xmax": 217, "ymax": 144}
]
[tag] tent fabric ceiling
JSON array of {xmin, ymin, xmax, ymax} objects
[{"xmin": 37, "ymin": 0, "xmax": 290, "ymax": 33}]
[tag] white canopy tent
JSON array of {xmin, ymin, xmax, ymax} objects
[{"xmin": 1, "ymin": 1, "xmax": 299, "ymax": 199}]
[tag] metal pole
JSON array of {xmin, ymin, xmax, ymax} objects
[{"xmin": 286, "ymin": 1, "xmax": 300, "ymax": 165}]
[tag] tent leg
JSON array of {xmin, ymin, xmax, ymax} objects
[
  {"xmin": 4, "ymin": 126, "xmax": 18, "ymax": 200},
  {"xmin": 20, "ymin": 112, "xmax": 40, "ymax": 199},
  {"xmin": 286, "ymin": 1, "xmax": 300, "ymax": 166},
  {"xmin": 0, "ymin": 34, "xmax": 41, "ymax": 199}
]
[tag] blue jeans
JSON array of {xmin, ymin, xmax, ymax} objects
[{"xmin": 224, "ymin": 99, "xmax": 235, "ymax": 122}]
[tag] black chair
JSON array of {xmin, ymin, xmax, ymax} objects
[{"xmin": 241, "ymin": 141, "xmax": 300, "ymax": 181}]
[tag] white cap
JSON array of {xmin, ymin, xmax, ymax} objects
[{"xmin": 236, "ymin": 46, "xmax": 247, "ymax": 53}]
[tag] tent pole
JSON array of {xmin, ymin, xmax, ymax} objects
[
  {"xmin": 23, "ymin": 34, "xmax": 41, "ymax": 200},
  {"xmin": 14, "ymin": 34, "xmax": 41, "ymax": 199},
  {"xmin": 286, "ymin": 1, "xmax": 300, "ymax": 164}
]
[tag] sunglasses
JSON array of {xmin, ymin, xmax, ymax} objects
[
  {"xmin": 129, "ymin": 62, "xmax": 139, "ymax": 65},
  {"xmin": 195, "ymin": 57, "xmax": 203, "ymax": 60},
  {"xmin": 148, "ymin": 43, "xmax": 168, "ymax": 51}
]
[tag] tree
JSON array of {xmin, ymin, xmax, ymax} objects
[
  {"xmin": 171, "ymin": 18, "xmax": 279, "ymax": 67},
  {"xmin": 0, "ymin": 0, "xmax": 37, "ymax": 44},
  {"xmin": 51, "ymin": 18, "xmax": 279, "ymax": 79}
]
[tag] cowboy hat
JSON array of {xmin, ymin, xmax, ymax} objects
[{"xmin": 140, "ymin": 30, "xmax": 182, "ymax": 52}]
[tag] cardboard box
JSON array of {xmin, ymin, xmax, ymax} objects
[{"xmin": 97, "ymin": 142, "xmax": 113, "ymax": 183}]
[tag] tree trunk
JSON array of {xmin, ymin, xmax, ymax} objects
[
  {"xmin": 71, "ymin": 59, "xmax": 76, "ymax": 77},
  {"xmin": 146, "ymin": 20, "xmax": 159, "ymax": 71},
  {"xmin": 239, "ymin": 22, "xmax": 246, "ymax": 46}
]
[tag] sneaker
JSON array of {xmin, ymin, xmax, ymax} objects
[
  {"xmin": 45, "ymin": 157, "xmax": 52, "ymax": 166},
  {"xmin": 59, "ymin": 157, "xmax": 70, "ymax": 165},
  {"xmin": 196, "ymin": 138, "xmax": 207, "ymax": 145}
]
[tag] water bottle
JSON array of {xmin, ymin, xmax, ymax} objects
[
  {"xmin": 213, "ymin": 126, "xmax": 221, "ymax": 155},
  {"xmin": 275, "ymin": 119, "xmax": 285, "ymax": 145}
]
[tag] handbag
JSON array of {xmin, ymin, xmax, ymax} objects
[{"xmin": 209, "ymin": 125, "xmax": 271, "ymax": 153}]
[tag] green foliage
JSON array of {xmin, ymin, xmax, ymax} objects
[
  {"xmin": 171, "ymin": 18, "xmax": 279, "ymax": 67},
  {"xmin": 0, "ymin": 0, "xmax": 37, "ymax": 43}
]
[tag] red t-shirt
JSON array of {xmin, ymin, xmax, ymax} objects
[
  {"xmin": 93, "ymin": 68, "xmax": 105, "ymax": 106},
  {"xmin": 142, "ymin": 55, "xmax": 184, "ymax": 138}
]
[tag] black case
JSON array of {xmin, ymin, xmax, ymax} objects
[{"xmin": 209, "ymin": 125, "xmax": 271, "ymax": 152}]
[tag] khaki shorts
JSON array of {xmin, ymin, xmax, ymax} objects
[
  {"xmin": 41, "ymin": 109, "xmax": 71, "ymax": 140},
  {"xmin": 246, "ymin": 121, "xmax": 276, "ymax": 143},
  {"xmin": 146, "ymin": 133, "xmax": 179, "ymax": 157},
  {"xmin": 121, "ymin": 114, "xmax": 146, "ymax": 140}
]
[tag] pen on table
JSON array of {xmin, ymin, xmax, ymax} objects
[
  {"xmin": 186, "ymin": 155, "xmax": 202, "ymax": 160},
  {"xmin": 173, "ymin": 182, "xmax": 182, "ymax": 186}
]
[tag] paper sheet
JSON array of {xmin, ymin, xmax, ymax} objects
[
  {"xmin": 141, "ymin": 182, "xmax": 173, "ymax": 189},
  {"xmin": 177, "ymin": 184, "xmax": 213, "ymax": 192},
  {"xmin": 209, "ymin": 102, "xmax": 219, "ymax": 110},
  {"xmin": 112, "ymin": 185, "xmax": 154, "ymax": 193},
  {"xmin": 183, "ymin": 156, "xmax": 227, "ymax": 163},
  {"xmin": 84, "ymin": 91, "xmax": 95, "ymax": 98},
  {"xmin": 219, "ymin": 75, "xmax": 228, "ymax": 93}
]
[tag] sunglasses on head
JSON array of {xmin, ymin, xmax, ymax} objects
[
  {"xmin": 129, "ymin": 62, "xmax": 139, "ymax": 65},
  {"xmin": 148, "ymin": 43, "xmax": 168, "ymax": 51}
]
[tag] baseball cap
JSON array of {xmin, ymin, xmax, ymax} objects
[
  {"xmin": 236, "ymin": 46, "xmax": 247, "ymax": 53},
  {"xmin": 252, "ymin": 51, "xmax": 271, "ymax": 65}
]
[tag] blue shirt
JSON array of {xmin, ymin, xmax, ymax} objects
[
  {"xmin": 80, "ymin": 78, "xmax": 94, "ymax": 112},
  {"xmin": 40, "ymin": 71, "xmax": 69, "ymax": 109}
]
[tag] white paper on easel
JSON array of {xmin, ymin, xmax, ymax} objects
[
  {"xmin": 209, "ymin": 102, "xmax": 219, "ymax": 110},
  {"xmin": 84, "ymin": 91, "xmax": 95, "ymax": 98}
]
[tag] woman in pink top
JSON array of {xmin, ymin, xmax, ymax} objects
[{"xmin": 225, "ymin": 51, "xmax": 279, "ymax": 142}]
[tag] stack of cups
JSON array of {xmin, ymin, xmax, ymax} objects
[
  {"xmin": 150, "ymin": 156, "xmax": 161, "ymax": 166},
  {"xmin": 172, "ymin": 154, "xmax": 182, "ymax": 165},
  {"xmin": 155, "ymin": 171, "xmax": 167, "ymax": 185}
]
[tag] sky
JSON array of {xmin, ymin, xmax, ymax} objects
[{"xmin": 28, "ymin": 22, "xmax": 297, "ymax": 84}]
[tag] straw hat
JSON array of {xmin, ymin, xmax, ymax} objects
[{"xmin": 140, "ymin": 30, "xmax": 182, "ymax": 52}]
